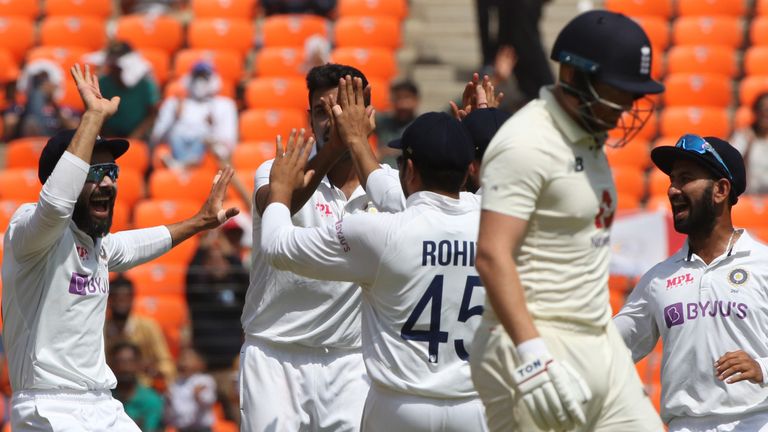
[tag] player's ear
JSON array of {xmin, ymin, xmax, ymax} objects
[
  {"xmin": 713, "ymin": 178, "xmax": 731, "ymax": 205},
  {"xmin": 405, "ymin": 159, "xmax": 417, "ymax": 185}
]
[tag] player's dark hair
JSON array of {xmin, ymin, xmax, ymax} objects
[
  {"xmin": 110, "ymin": 341, "xmax": 142, "ymax": 360},
  {"xmin": 306, "ymin": 63, "xmax": 370, "ymax": 106},
  {"xmin": 408, "ymin": 156, "xmax": 468, "ymax": 194},
  {"xmin": 390, "ymin": 80, "xmax": 419, "ymax": 97},
  {"xmin": 110, "ymin": 274, "xmax": 134, "ymax": 294}
]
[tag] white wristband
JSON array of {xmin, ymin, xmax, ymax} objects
[
  {"xmin": 756, "ymin": 357, "xmax": 768, "ymax": 386},
  {"xmin": 516, "ymin": 337, "xmax": 550, "ymax": 362}
]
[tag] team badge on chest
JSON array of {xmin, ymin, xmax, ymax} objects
[{"xmin": 728, "ymin": 268, "xmax": 749, "ymax": 286}]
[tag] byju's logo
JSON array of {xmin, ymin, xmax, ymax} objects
[
  {"xmin": 68, "ymin": 273, "xmax": 108, "ymax": 296},
  {"xmin": 664, "ymin": 302, "xmax": 685, "ymax": 328}
]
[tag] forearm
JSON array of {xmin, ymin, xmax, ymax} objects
[
  {"xmin": 476, "ymin": 251, "xmax": 539, "ymax": 345},
  {"xmin": 346, "ymin": 137, "xmax": 380, "ymax": 189},
  {"xmin": 67, "ymin": 111, "xmax": 108, "ymax": 163},
  {"xmin": 166, "ymin": 214, "xmax": 213, "ymax": 248}
]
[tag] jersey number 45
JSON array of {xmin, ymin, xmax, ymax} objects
[{"xmin": 400, "ymin": 275, "xmax": 484, "ymax": 364}]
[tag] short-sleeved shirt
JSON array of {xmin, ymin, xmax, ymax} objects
[
  {"xmin": 99, "ymin": 75, "xmax": 159, "ymax": 137},
  {"xmin": 480, "ymin": 86, "xmax": 615, "ymax": 328},
  {"xmin": 614, "ymin": 231, "xmax": 768, "ymax": 423}
]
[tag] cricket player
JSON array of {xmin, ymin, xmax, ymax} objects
[
  {"xmin": 260, "ymin": 106, "xmax": 487, "ymax": 431},
  {"xmin": 470, "ymin": 10, "xmax": 665, "ymax": 431},
  {"xmin": 241, "ymin": 64, "xmax": 382, "ymax": 432},
  {"xmin": 615, "ymin": 134, "xmax": 768, "ymax": 431},
  {"xmin": 1, "ymin": 64, "xmax": 238, "ymax": 431}
]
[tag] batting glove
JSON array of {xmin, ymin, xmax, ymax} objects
[{"xmin": 513, "ymin": 338, "xmax": 592, "ymax": 431}]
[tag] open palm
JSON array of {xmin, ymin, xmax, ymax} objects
[{"xmin": 70, "ymin": 64, "xmax": 120, "ymax": 117}]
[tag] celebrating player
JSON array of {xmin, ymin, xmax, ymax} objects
[
  {"xmin": 470, "ymin": 10, "xmax": 665, "ymax": 431},
  {"xmin": 1, "ymin": 64, "xmax": 238, "ymax": 431},
  {"xmin": 615, "ymin": 134, "xmax": 768, "ymax": 430},
  {"xmin": 260, "ymin": 105, "xmax": 487, "ymax": 430}
]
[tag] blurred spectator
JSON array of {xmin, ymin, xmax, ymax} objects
[
  {"xmin": 110, "ymin": 342, "xmax": 165, "ymax": 432},
  {"xmin": 99, "ymin": 42, "xmax": 160, "ymax": 139},
  {"xmin": 105, "ymin": 275, "xmax": 177, "ymax": 390},
  {"xmin": 374, "ymin": 80, "xmax": 420, "ymax": 167},
  {"xmin": 150, "ymin": 61, "xmax": 238, "ymax": 169},
  {"xmin": 121, "ymin": 0, "xmax": 181, "ymax": 14},
  {"xmin": 262, "ymin": 0, "xmax": 336, "ymax": 17},
  {"xmin": 303, "ymin": 35, "xmax": 332, "ymax": 73},
  {"xmin": 165, "ymin": 349, "xmax": 217, "ymax": 432},
  {"xmin": 731, "ymin": 92, "xmax": 768, "ymax": 195},
  {"xmin": 186, "ymin": 228, "xmax": 248, "ymax": 420},
  {"xmin": 3, "ymin": 59, "xmax": 79, "ymax": 140}
]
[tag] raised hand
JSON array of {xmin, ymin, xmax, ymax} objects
[
  {"xmin": 198, "ymin": 166, "xmax": 240, "ymax": 230},
  {"xmin": 328, "ymin": 76, "xmax": 373, "ymax": 147},
  {"xmin": 70, "ymin": 64, "xmax": 120, "ymax": 117},
  {"xmin": 269, "ymin": 129, "xmax": 316, "ymax": 204}
]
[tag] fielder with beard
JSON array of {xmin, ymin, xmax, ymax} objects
[
  {"xmin": 1, "ymin": 64, "xmax": 239, "ymax": 431},
  {"xmin": 614, "ymin": 134, "xmax": 768, "ymax": 431}
]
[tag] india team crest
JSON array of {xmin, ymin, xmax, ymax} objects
[{"xmin": 728, "ymin": 268, "xmax": 749, "ymax": 286}]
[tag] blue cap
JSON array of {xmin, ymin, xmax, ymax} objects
[
  {"xmin": 388, "ymin": 112, "xmax": 474, "ymax": 170},
  {"xmin": 191, "ymin": 61, "xmax": 214, "ymax": 77},
  {"xmin": 462, "ymin": 108, "xmax": 511, "ymax": 159}
]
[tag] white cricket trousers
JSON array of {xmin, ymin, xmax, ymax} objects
[
  {"xmin": 470, "ymin": 318, "xmax": 664, "ymax": 432},
  {"xmin": 11, "ymin": 389, "xmax": 140, "ymax": 432},
  {"xmin": 668, "ymin": 411, "xmax": 768, "ymax": 432},
  {"xmin": 239, "ymin": 337, "xmax": 369, "ymax": 432},
  {"xmin": 361, "ymin": 384, "xmax": 488, "ymax": 432}
]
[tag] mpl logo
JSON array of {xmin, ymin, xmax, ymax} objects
[{"xmin": 666, "ymin": 273, "xmax": 694, "ymax": 290}]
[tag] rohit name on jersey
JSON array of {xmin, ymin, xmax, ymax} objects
[
  {"xmin": 68, "ymin": 272, "xmax": 109, "ymax": 296},
  {"xmin": 422, "ymin": 240, "xmax": 476, "ymax": 267}
]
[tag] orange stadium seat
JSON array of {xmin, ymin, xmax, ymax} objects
[
  {"xmin": 0, "ymin": 17, "xmax": 36, "ymax": 62},
  {"xmin": 134, "ymin": 199, "xmax": 200, "ymax": 228},
  {"xmin": 605, "ymin": 138, "xmax": 651, "ymax": 170},
  {"xmin": 759, "ymin": 0, "xmax": 768, "ymax": 15},
  {"xmin": 261, "ymin": 14, "xmax": 329, "ymax": 48},
  {"xmin": 5, "ymin": 137, "xmax": 48, "ymax": 169},
  {"xmin": 338, "ymin": 0, "xmax": 408, "ymax": 19},
  {"xmin": 732, "ymin": 196, "xmax": 768, "ymax": 229},
  {"xmin": 739, "ymin": 75, "xmax": 768, "ymax": 107},
  {"xmin": 150, "ymin": 144, "xmax": 220, "ymax": 173},
  {"xmin": 125, "ymin": 263, "xmax": 187, "ymax": 298},
  {"xmin": 26, "ymin": 46, "xmax": 88, "ymax": 69},
  {"xmin": 753, "ymin": 227, "xmax": 768, "ymax": 243},
  {"xmin": 110, "ymin": 201, "xmax": 130, "ymax": 232},
  {"xmin": 751, "ymin": 16, "xmax": 768, "ymax": 46},
  {"xmin": 0, "ymin": 200, "xmax": 22, "ymax": 232},
  {"xmin": 192, "ymin": 0, "xmax": 257, "ymax": 18},
  {"xmin": 609, "ymin": 288, "xmax": 626, "ymax": 314},
  {"xmin": 609, "ymin": 274, "xmax": 633, "ymax": 296},
  {"xmin": 115, "ymin": 168, "xmax": 145, "ymax": 210},
  {"xmin": 660, "ymin": 107, "xmax": 731, "ymax": 138},
  {"xmin": 334, "ymin": 17, "xmax": 401, "ymax": 50},
  {"xmin": 239, "ymin": 109, "xmax": 309, "ymax": 142},
  {"xmin": 245, "ymin": 78, "xmax": 308, "ymax": 110},
  {"xmin": 59, "ymin": 75, "xmax": 85, "ymax": 111},
  {"xmin": 0, "ymin": 169, "xmax": 42, "ymax": 202},
  {"xmin": 0, "ymin": 49, "xmax": 18, "ymax": 83},
  {"xmin": 133, "ymin": 295, "xmax": 189, "ymax": 357},
  {"xmin": 604, "ymin": 0, "xmax": 673, "ymax": 18},
  {"xmin": 648, "ymin": 168, "xmax": 671, "ymax": 196},
  {"xmin": 744, "ymin": 46, "xmax": 768, "ymax": 76},
  {"xmin": 231, "ymin": 142, "xmax": 275, "ymax": 171},
  {"xmin": 173, "ymin": 49, "xmax": 244, "ymax": 83},
  {"xmin": 616, "ymin": 192, "xmax": 641, "ymax": 211},
  {"xmin": 677, "ymin": 0, "xmax": 746, "ymax": 17},
  {"xmin": 253, "ymin": 47, "xmax": 306, "ymax": 77},
  {"xmin": 0, "ymin": 0, "xmax": 39, "ymax": 18},
  {"xmin": 39, "ymin": 16, "xmax": 107, "ymax": 51},
  {"xmin": 672, "ymin": 16, "xmax": 743, "ymax": 49},
  {"xmin": 331, "ymin": 48, "xmax": 397, "ymax": 81},
  {"xmin": 45, "ymin": 0, "xmax": 112, "ymax": 19},
  {"xmin": 368, "ymin": 77, "xmax": 392, "ymax": 112},
  {"xmin": 187, "ymin": 18, "xmax": 255, "ymax": 56},
  {"xmin": 115, "ymin": 15, "xmax": 184, "ymax": 55},
  {"xmin": 663, "ymin": 73, "xmax": 732, "ymax": 108},
  {"xmin": 118, "ymin": 138, "xmax": 151, "ymax": 174},
  {"xmin": 734, "ymin": 105, "xmax": 752, "ymax": 129},
  {"xmin": 137, "ymin": 48, "xmax": 170, "ymax": 86},
  {"xmin": 613, "ymin": 166, "xmax": 646, "ymax": 201},
  {"xmin": 149, "ymin": 169, "xmax": 217, "ymax": 203},
  {"xmin": 631, "ymin": 16, "xmax": 670, "ymax": 51},
  {"xmin": 608, "ymin": 109, "xmax": 658, "ymax": 142},
  {"xmin": 666, "ymin": 45, "xmax": 737, "ymax": 78}
]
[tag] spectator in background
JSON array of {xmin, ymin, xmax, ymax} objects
[
  {"xmin": 374, "ymin": 80, "xmax": 420, "ymax": 167},
  {"xmin": 150, "ymin": 61, "xmax": 238, "ymax": 170},
  {"xmin": 99, "ymin": 42, "xmax": 159, "ymax": 139},
  {"xmin": 110, "ymin": 342, "xmax": 165, "ymax": 432},
  {"xmin": 186, "ymin": 228, "xmax": 248, "ymax": 421},
  {"xmin": 120, "ymin": 0, "xmax": 181, "ymax": 15},
  {"xmin": 105, "ymin": 275, "xmax": 177, "ymax": 391},
  {"xmin": 3, "ymin": 59, "xmax": 79, "ymax": 140},
  {"xmin": 730, "ymin": 92, "xmax": 768, "ymax": 195},
  {"xmin": 165, "ymin": 349, "xmax": 217, "ymax": 432},
  {"xmin": 261, "ymin": 0, "xmax": 336, "ymax": 17}
]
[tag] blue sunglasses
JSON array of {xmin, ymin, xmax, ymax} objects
[
  {"xmin": 674, "ymin": 134, "xmax": 733, "ymax": 181},
  {"xmin": 86, "ymin": 163, "xmax": 119, "ymax": 183}
]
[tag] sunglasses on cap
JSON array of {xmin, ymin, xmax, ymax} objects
[
  {"xmin": 86, "ymin": 163, "xmax": 119, "ymax": 183},
  {"xmin": 674, "ymin": 134, "xmax": 733, "ymax": 181}
]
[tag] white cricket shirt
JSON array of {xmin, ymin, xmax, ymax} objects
[
  {"xmin": 479, "ymin": 86, "xmax": 615, "ymax": 328},
  {"xmin": 614, "ymin": 230, "xmax": 768, "ymax": 423},
  {"xmin": 261, "ymin": 191, "xmax": 484, "ymax": 398},
  {"xmin": 244, "ymin": 159, "xmax": 383, "ymax": 349},
  {"xmin": 2, "ymin": 152, "xmax": 172, "ymax": 392}
]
